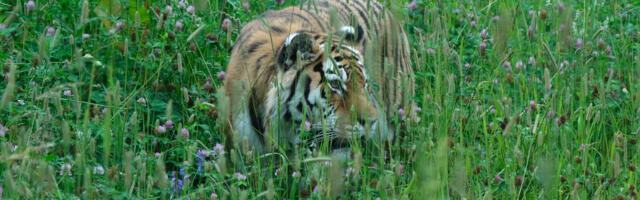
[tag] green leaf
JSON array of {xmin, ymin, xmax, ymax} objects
[{"xmin": 128, "ymin": 0, "xmax": 150, "ymax": 24}]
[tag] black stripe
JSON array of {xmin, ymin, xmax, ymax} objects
[
  {"xmin": 302, "ymin": 9, "xmax": 327, "ymax": 32},
  {"xmin": 256, "ymin": 54, "xmax": 269, "ymax": 69},
  {"xmin": 248, "ymin": 90, "xmax": 265, "ymax": 133},
  {"xmin": 350, "ymin": 1, "xmax": 371, "ymax": 32},
  {"xmin": 283, "ymin": 12, "xmax": 312, "ymax": 26},
  {"xmin": 270, "ymin": 25, "xmax": 284, "ymax": 33},
  {"xmin": 285, "ymin": 70, "xmax": 302, "ymax": 103},
  {"xmin": 247, "ymin": 40, "xmax": 266, "ymax": 54}
]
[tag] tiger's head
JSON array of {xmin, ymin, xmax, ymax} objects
[{"xmin": 264, "ymin": 26, "xmax": 391, "ymax": 150}]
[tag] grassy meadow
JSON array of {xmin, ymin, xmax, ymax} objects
[{"xmin": 1, "ymin": 0, "xmax": 639, "ymax": 199}]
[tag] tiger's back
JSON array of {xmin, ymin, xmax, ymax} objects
[{"xmin": 224, "ymin": 0, "xmax": 414, "ymax": 153}]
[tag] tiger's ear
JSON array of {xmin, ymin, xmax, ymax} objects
[
  {"xmin": 276, "ymin": 32, "xmax": 316, "ymax": 70},
  {"xmin": 337, "ymin": 25, "xmax": 364, "ymax": 44}
]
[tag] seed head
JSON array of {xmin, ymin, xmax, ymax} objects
[{"xmin": 540, "ymin": 9, "xmax": 547, "ymax": 20}]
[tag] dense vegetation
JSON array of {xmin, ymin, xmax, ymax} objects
[{"xmin": 1, "ymin": 0, "xmax": 639, "ymax": 199}]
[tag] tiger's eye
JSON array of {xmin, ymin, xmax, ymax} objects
[{"xmin": 329, "ymin": 80, "xmax": 341, "ymax": 89}]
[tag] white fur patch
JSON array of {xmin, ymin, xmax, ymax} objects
[
  {"xmin": 284, "ymin": 33, "xmax": 299, "ymax": 46},
  {"xmin": 339, "ymin": 26, "xmax": 356, "ymax": 35}
]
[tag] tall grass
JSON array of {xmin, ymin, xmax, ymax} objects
[{"xmin": 0, "ymin": 0, "xmax": 638, "ymax": 199}]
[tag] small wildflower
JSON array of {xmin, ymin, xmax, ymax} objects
[
  {"xmin": 426, "ymin": 48, "xmax": 435, "ymax": 55},
  {"xmin": 233, "ymin": 172, "xmax": 247, "ymax": 180},
  {"xmin": 502, "ymin": 61, "xmax": 511, "ymax": 71},
  {"xmin": 26, "ymin": 1, "xmax": 36, "ymax": 12},
  {"xmin": 217, "ymin": 71, "xmax": 226, "ymax": 80},
  {"xmin": 592, "ymin": 51, "xmax": 599, "ymax": 57},
  {"xmin": 470, "ymin": 20, "xmax": 476, "ymax": 27},
  {"xmin": 214, "ymin": 143, "xmax": 225, "ymax": 155},
  {"xmin": 93, "ymin": 166, "xmax": 105, "ymax": 175},
  {"xmin": 115, "ymin": 22, "xmax": 124, "ymax": 30},
  {"xmin": 180, "ymin": 128, "xmax": 189, "ymax": 136},
  {"xmin": 407, "ymin": 0, "xmax": 418, "ymax": 11},
  {"xmin": 211, "ymin": 193, "xmax": 218, "ymax": 200},
  {"xmin": 494, "ymin": 174, "xmax": 503, "ymax": 183},
  {"xmin": 605, "ymin": 45, "xmax": 612, "ymax": 55},
  {"xmin": 275, "ymin": 167, "xmax": 282, "ymax": 176},
  {"xmin": 480, "ymin": 29, "xmax": 488, "ymax": 39},
  {"xmin": 528, "ymin": 56, "xmax": 536, "ymax": 65},
  {"xmin": 489, "ymin": 122, "xmax": 494, "ymax": 128},
  {"xmin": 187, "ymin": 5, "xmax": 195, "ymax": 14},
  {"xmin": 490, "ymin": 108, "xmax": 496, "ymax": 114},
  {"xmin": 221, "ymin": 18, "xmax": 231, "ymax": 31},
  {"xmin": 414, "ymin": 106, "xmax": 422, "ymax": 112},
  {"xmin": 60, "ymin": 163, "xmax": 72, "ymax": 176},
  {"xmin": 179, "ymin": 1, "xmax": 187, "ymax": 9},
  {"xmin": 492, "ymin": 79, "xmax": 498, "ymax": 84},
  {"xmin": 0, "ymin": 24, "xmax": 6, "ymax": 30},
  {"xmin": 137, "ymin": 97, "xmax": 147, "ymax": 104},
  {"xmin": 398, "ymin": 108, "xmax": 405, "ymax": 119},
  {"xmin": 156, "ymin": 125, "xmax": 167, "ymax": 134},
  {"xmin": 529, "ymin": 100, "xmax": 536, "ymax": 111},
  {"xmin": 515, "ymin": 61, "xmax": 524, "ymax": 70},
  {"xmin": 82, "ymin": 33, "xmax": 90, "ymax": 39},
  {"xmin": 453, "ymin": 8, "xmax": 460, "ymax": 14},
  {"xmin": 109, "ymin": 28, "xmax": 116, "ymax": 34},
  {"xmin": 164, "ymin": 120, "xmax": 174, "ymax": 129},
  {"xmin": 155, "ymin": 152, "xmax": 161, "ymax": 157},
  {"xmin": 63, "ymin": 90, "xmax": 72, "ymax": 96},
  {"xmin": 291, "ymin": 171, "xmax": 300, "ymax": 178},
  {"xmin": 46, "ymin": 27, "xmax": 56, "ymax": 36},
  {"xmin": 165, "ymin": 5, "xmax": 173, "ymax": 15},
  {"xmin": 527, "ymin": 26, "xmax": 535, "ymax": 38},
  {"xmin": 304, "ymin": 120, "xmax": 311, "ymax": 131},
  {"xmin": 175, "ymin": 20, "xmax": 184, "ymax": 32},
  {"xmin": 576, "ymin": 38, "xmax": 583, "ymax": 49},
  {"xmin": 528, "ymin": 10, "xmax": 535, "ymax": 16}
]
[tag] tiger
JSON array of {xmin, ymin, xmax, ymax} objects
[{"xmin": 222, "ymin": 0, "xmax": 416, "ymax": 156}]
